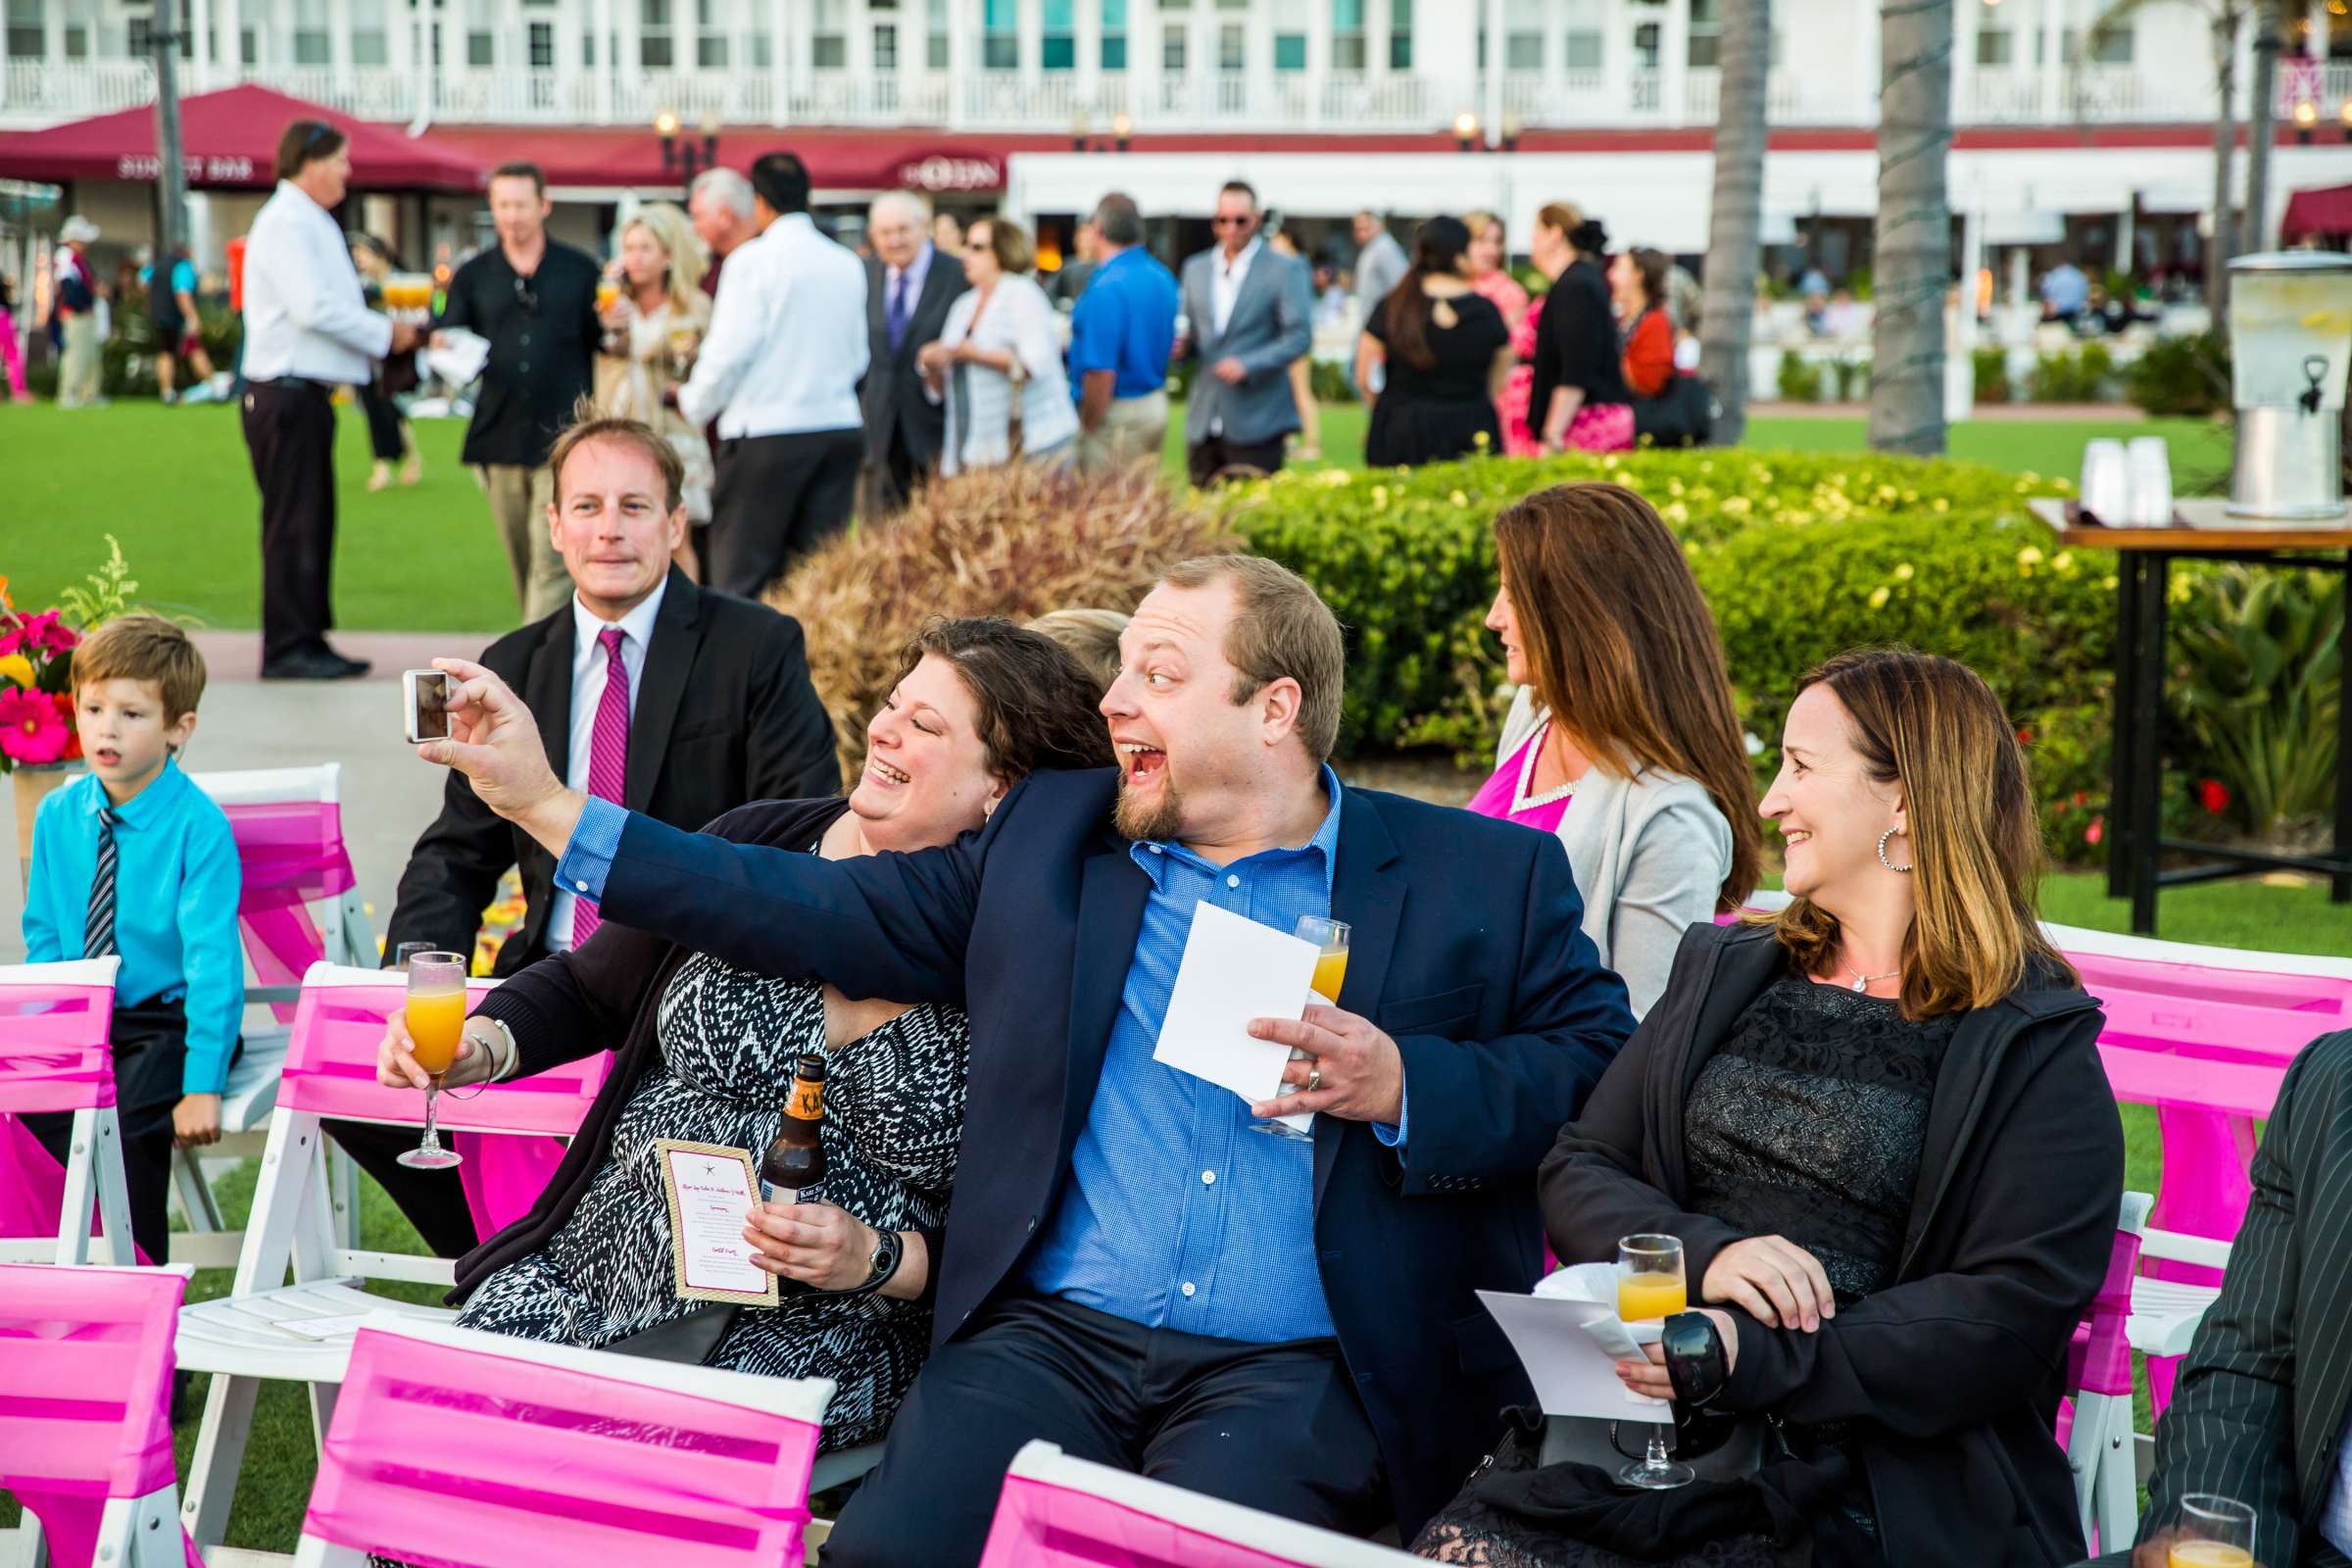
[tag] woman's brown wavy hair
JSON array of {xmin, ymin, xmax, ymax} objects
[
  {"xmin": 1492, "ymin": 482, "xmax": 1760, "ymax": 912},
  {"xmin": 1769, "ymin": 648, "xmax": 2071, "ymax": 1017}
]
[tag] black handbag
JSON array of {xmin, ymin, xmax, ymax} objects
[{"xmin": 1633, "ymin": 373, "xmax": 1715, "ymax": 448}]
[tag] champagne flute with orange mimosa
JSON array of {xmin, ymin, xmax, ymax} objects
[
  {"xmin": 1618, "ymin": 1234, "xmax": 1694, "ymax": 1490},
  {"xmin": 1253, "ymin": 917, "xmax": 1350, "ymax": 1142},
  {"xmin": 2168, "ymin": 1495, "xmax": 2255, "ymax": 1568},
  {"xmin": 396, "ymin": 951, "xmax": 467, "ymax": 1170}
]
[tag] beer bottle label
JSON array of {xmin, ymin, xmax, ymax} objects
[
  {"xmin": 787, "ymin": 1081, "xmax": 824, "ymax": 1120},
  {"xmin": 760, "ymin": 1181, "xmax": 802, "ymax": 1206}
]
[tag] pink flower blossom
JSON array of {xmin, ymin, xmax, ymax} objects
[
  {"xmin": 2084, "ymin": 816, "xmax": 2104, "ymax": 848},
  {"xmin": 0, "ymin": 686, "xmax": 71, "ymax": 765},
  {"xmin": 0, "ymin": 626, "xmax": 21, "ymax": 658},
  {"xmin": 17, "ymin": 612, "xmax": 75, "ymax": 654}
]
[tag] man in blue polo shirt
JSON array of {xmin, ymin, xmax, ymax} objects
[{"xmin": 1069, "ymin": 191, "xmax": 1180, "ymax": 476}]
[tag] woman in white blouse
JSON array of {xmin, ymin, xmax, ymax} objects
[
  {"xmin": 919, "ymin": 216, "xmax": 1077, "ymax": 474},
  {"xmin": 593, "ymin": 202, "xmax": 712, "ymax": 577}
]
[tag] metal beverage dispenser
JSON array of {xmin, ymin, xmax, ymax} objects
[{"xmin": 2228, "ymin": 252, "xmax": 2352, "ymax": 523}]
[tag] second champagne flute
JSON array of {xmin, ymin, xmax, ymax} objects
[
  {"xmin": 2167, "ymin": 1494, "xmax": 2255, "ymax": 1568},
  {"xmin": 396, "ymin": 951, "xmax": 467, "ymax": 1171},
  {"xmin": 1617, "ymin": 1234, "xmax": 1693, "ymax": 1490}
]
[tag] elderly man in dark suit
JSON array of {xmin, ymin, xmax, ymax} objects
[
  {"xmin": 419, "ymin": 552, "xmax": 1637, "ymax": 1564},
  {"xmin": 1176, "ymin": 179, "xmax": 1313, "ymax": 486},
  {"xmin": 2082, "ymin": 1028, "xmax": 2352, "ymax": 1568},
  {"xmin": 860, "ymin": 190, "xmax": 967, "ymax": 514},
  {"xmin": 340, "ymin": 415, "xmax": 841, "ymax": 1257}
]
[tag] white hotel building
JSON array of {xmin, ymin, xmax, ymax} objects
[{"xmin": 1, "ymin": 0, "xmax": 2348, "ymax": 283}]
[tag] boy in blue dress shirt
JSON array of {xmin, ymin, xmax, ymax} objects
[{"xmin": 23, "ymin": 613, "xmax": 242, "ymax": 1265}]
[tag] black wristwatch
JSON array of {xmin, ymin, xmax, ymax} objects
[{"xmin": 833, "ymin": 1227, "xmax": 905, "ymax": 1299}]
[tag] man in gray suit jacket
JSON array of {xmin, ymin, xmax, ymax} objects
[
  {"xmin": 2082, "ymin": 1028, "xmax": 2352, "ymax": 1568},
  {"xmin": 1176, "ymin": 180, "xmax": 1313, "ymax": 486},
  {"xmin": 860, "ymin": 191, "xmax": 968, "ymax": 514}
]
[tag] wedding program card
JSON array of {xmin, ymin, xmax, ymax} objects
[
  {"xmin": 656, "ymin": 1139, "xmax": 780, "ymax": 1307},
  {"xmin": 1152, "ymin": 901, "xmax": 1319, "ymax": 1105}
]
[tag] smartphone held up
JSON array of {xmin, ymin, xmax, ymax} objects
[{"xmin": 403, "ymin": 668, "xmax": 451, "ymax": 746}]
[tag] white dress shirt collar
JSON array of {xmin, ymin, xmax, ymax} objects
[
  {"xmin": 569, "ymin": 574, "xmax": 668, "ymax": 680},
  {"xmin": 547, "ymin": 573, "xmax": 669, "ymax": 950},
  {"xmin": 888, "ymin": 242, "xmax": 935, "ymax": 302},
  {"xmin": 1211, "ymin": 237, "xmax": 1263, "ymax": 336}
]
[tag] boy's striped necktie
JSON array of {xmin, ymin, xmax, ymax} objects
[{"xmin": 82, "ymin": 806, "xmax": 119, "ymax": 959}]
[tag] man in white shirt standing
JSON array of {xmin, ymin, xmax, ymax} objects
[
  {"xmin": 239, "ymin": 121, "xmax": 419, "ymax": 680},
  {"xmin": 672, "ymin": 152, "xmax": 868, "ymax": 600}
]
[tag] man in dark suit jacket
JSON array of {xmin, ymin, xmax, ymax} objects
[
  {"xmin": 347, "ymin": 415, "xmax": 841, "ymax": 1256},
  {"xmin": 2084, "ymin": 1029, "xmax": 2352, "ymax": 1568},
  {"xmin": 859, "ymin": 191, "xmax": 966, "ymax": 514},
  {"xmin": 423, "ymin": 553, "xmax": 1637, "ymax": 1561}
]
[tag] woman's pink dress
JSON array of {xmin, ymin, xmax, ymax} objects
[
  {"xmin": 1465, "ymin": 721, "xmax": 1572, "ymax": 835},
  {"xmin": 1473, "ymin": 270, "xmax": 1542, "ymax": 458}
]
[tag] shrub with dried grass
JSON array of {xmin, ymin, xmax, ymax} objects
[{"xmin": 767, "ymin": 463, "xmax": 1238, "ymax": 780}]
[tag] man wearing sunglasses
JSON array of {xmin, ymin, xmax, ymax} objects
[
  {"xmin": 435, "ymin": 162, "xmax": 603, "ymax": 623},
  {"xmin": 239, "ymin": 120, "xmax": 423, "ymax": 680},
  {"xmin": 1174, "ymin": 180, "xmax": 1313, "ymax": 487}
]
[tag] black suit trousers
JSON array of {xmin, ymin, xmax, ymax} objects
[
  {"xmin": 710, "ymin": 427, "xmax": 864, "ymax": 599},
  {"xmin": 821, "ymin": 1294, "xmax": 1388, "ymax": 1567},
  {"xmin": 241, "ymin": 379, "xmax": 339, "ymax": 662}
]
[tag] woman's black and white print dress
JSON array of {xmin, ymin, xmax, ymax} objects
[{"xmin": 457, "ymin": 949, "xmax": 970, "ymax": 1450}]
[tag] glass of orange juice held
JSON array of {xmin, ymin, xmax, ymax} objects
[
  {"xmin": 596, "ymin": 277, "xmax": 621, "ymax": 315},
  {"xmin": 396, "ymin": 951, "xmax": 468, "ymax": 1170},
  {"xmin": 1252, "ymin": 917, "xmax": 1350, "ymax": 1142},
  {"xmin": 1617, "ymin": 1234, "xmax": 1695, "ymax": 1491},
  {"xmin": 2169, "ymin": 1496, "xmax": 2255, "ymax": 1568}
]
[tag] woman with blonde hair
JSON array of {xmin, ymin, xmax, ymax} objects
[
  {"xmin": 1417, "ymin": 648, "xmax": 2123, "ymax": 1568},
  {"xmin": 595, "ymin": 201, "xmax": 712, "ymax": 576},
  {"xmin": 919, "ymin": 216, "xmax": 1078, "ymax": 473},
  {"xmin": 1525, "ymin": 201, "xmax": 1633, "ymax": 453},
  {"xmin": 1474, "ymin": 482, "xmax": 1756, "ymax": 1015},
  {"xmin": 1461, "ymin": 210, "xmax": 1536, "ymax": 456}
]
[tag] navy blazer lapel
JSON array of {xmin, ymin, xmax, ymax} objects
[
  {"xmin": 623, "ymin": 568, "xmax": 700, "ymax": 808},
  {"xmin": 523, "ymin": 608, "xmax": 573, "ymax": 784},
  {"xmin": 1062, "ymin": 833, "xmax": 1152, "ymax": 1163},
  {"xmin": 1314, "ymin": 788, "xmax": 1404, "ymax": 1209}
]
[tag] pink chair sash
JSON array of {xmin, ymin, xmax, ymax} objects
[
  {"xmin": 0, "ymin": 1264, "xmax": 201, "ymax": 1568},
  {"xmin": 457, "ymin": 1133, "xmax": 569, "ymax": 1242},
  {"xmin": 222, "ymin": 802, "xmax": 358, "ymax": 1025},
  {"xmin": 0, "ymin": 978, "xmax": 140, "ymax": 1259},
  {"xmin": 303, "ymin": 1326, "xmax": 821, "ymax": 1566},
  {"xmin": 978, "ymin": 1476, "xmax": 1329, "ymax": 1568}
]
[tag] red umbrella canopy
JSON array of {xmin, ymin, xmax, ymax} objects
[
  {"xmin": 0, "ymin": 83, "xmax": 487, "ymax": 192},
  {"xmin": 2281, "ymin": 183, "xmax": 2352, "ymax": 244}
]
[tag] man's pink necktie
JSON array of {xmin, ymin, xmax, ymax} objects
[{"xmin": 569, "ymin": 626, "xmax": 630, "ymax": 947}]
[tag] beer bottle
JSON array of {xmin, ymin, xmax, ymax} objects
[{"xmin": 760, "ymin": 1053, "xmax": 828, "ymax": 1204}]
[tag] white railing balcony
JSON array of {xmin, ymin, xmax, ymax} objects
[
  {"xmin": 1319, "ymin": 72, "xmax": 1431, "ymax": 126},
  {"xmin": 1214, "ymin": 72, "xmax": 1250, "ymax": 117},
  {"xmin": 3, "ymin": 58, "xmax": 154, "ymax": 122},
  {"xmin": 1684, "ymin": 67, "xmax": 1864, "ymax": 126},
  {"xmin": 1156, "ymin": 71, "xmax": 1197, "ymax": 118}
]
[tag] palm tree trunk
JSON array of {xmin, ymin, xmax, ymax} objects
[
  {"xmin": 2208, "ymin": 2, "xmax": 2240, "ymax": 326},
  {"xmin": 1699, "ymin": 0, "xmax": 1772, "ymax": 446},
  {"xmin": 2239, "ymin": 0, "xmax": 2278, "ymax": 255},
  {"xmin": 1868, "ymin": 0, "xmax": 1954, "ymax": 455}
]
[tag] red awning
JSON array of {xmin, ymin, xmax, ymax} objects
[
  {"xmin": 2282, "ymin": 183, "xmax": 2352, "ymax": 243},
  {"xmin": 0, "ymin": 84, "xmax": 488, "ymax": 192},
  {"xmin": 424, "ymin": 124, "xmax": 1047, "ymax": 194}
]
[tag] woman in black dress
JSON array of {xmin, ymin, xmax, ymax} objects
[
  {"xmin": 1415, "ymin": 649, "xmax": 2123, "ymax": 1568},
  {"xmin": 1357, "ymin": 217, "xmax": 1512, "ymax": 468},
  {"xmin": 1526, "ymin": 208, "xmax": 1634, "ymax": 454}
]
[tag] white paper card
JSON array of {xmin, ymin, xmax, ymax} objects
[
  {"xmin": 1152, "ymin": 901, "xmax": 1319, "ymax": 1104},
  {"xmin": 659, "ymin": 1142, "xmax": 775, "ymax": 1302},
  {"xmin": 276, "ymin": 1311, "xmax": 376, "ymax": 1343},
  {"xmin": 423, "ymin": 326, "xmax": 490, "ymax": 387},
  {"xmin": 1479, "ymin": 1264, "xmax": 1669, "ymax": 1419}
]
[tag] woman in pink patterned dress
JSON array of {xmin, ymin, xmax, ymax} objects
[{"xmin": 1462, "ymin": 210, "xmax": 1537, "ymax": 457}]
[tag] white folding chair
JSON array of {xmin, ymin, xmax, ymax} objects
[
  {"xmin": 0, "ymin": 957, "xmax": 133, "ymax": 1267},
  {"xmin": 173, "ymin": 764, "xmax": 377, "ymax": 1266},
  {"xmin": 176, "ymin": 962, "xmax": 609, "ymax": 1552}
]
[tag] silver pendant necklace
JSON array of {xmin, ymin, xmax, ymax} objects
[{"xmin": 1842, "ymin": 968, "xmax": 1899, "ymax": 994}]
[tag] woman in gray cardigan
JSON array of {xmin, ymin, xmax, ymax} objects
[{"xmin": 1466, "ymin": 482, "xmax": 1760, "ymax": 1014}]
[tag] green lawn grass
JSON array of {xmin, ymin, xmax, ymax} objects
[{"xmin": 4, "ymin": 400, "xmax": 2225, "ymax": 635}]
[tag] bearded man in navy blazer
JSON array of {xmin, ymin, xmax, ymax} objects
[{"xmin": 422, "ymin": 555, "xmax": 1637, "ymax": 1561}]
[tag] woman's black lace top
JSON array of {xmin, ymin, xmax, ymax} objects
[{"xmin": 1684, "ymin": 967, "xmax": 1961, "ymax": 1301}]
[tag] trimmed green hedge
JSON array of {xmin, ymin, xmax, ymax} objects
[{"xmin": 1230, "ymin": 450, "xmax": 2119, "ymax": 848}]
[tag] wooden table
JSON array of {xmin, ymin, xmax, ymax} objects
[{"xmin": 2034, "ymin": 500, "xmax": 2352, "ymax": 934}]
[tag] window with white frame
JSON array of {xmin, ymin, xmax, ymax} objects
[
  {"xmin": 929, "ymin": 0, "xmax": 950, "ymax": 68},
  {"xmin": 292, "ymin": 0, "xmax": 330, "ymax": 65},
  {"xmin": 696, "ymin": 0, "xmax": 727, "ymax": 67},
  {"xmin": 814, "ymin": 0, "xmax": 847, "ymax": 67},
  {"xmin": 466, "ymin": 0, "xmax": 497, "ymax": 68},
  {"xmin": 1219, "ymin": 21, "xmax": 1245, "ymax": 69},
  {"xmin": 1502, "ymin": 0, "xmax": 1543, "ymax": 68},
  {"xmin": 1103, "ymin": 0, "xmax": 1128, "ymax": 69},
  {"xmin": 984, "ymin": 0, "xmax": 1017, "ymax": 68},
  {"xmin": 875, "ymin": 23, "xmax": 899, "ymax": 67},
  {"xmin": 641, "ymin": 0, "xmax": 674, "ymax": 68},
  {"xmin": 1333, "ymin": 0, "xmax": 1365, "ymax": 69},
  {"xmin": 4, "ymin": 0, "xmax": 37, "ymax": 61},
  {"xmin": 1044, "ymin": 0, "xmax": 1075, "ymax": 69},
  {"xmin": 1562, "ymin": 0, "xmax": 1602, "ymax": 70},
  {"xmin": 352, "ymin": 0, "xmax": 390, "ymax": 66},
  {"xmin": 1976, "ymin": 25, "xmax": 2012, "ymax": 65},
  {"xmin": 526, "ymin": 19, "xmax": 553, "ymax": 67},
  {"xmin": 1274, "ymin": 0, "xmax": 1306, "ymax": 70},
  {"xmin": 1389, "ymin": 0, "xmax": 1411, "ymax": 68},
  {"xmin": 1163, "ymin": 21, "xmax": 1187, "ymax": 69},
  {"xmin": 1688, "ymin": 0, "xmax": 1721, "ymax": 69}
]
